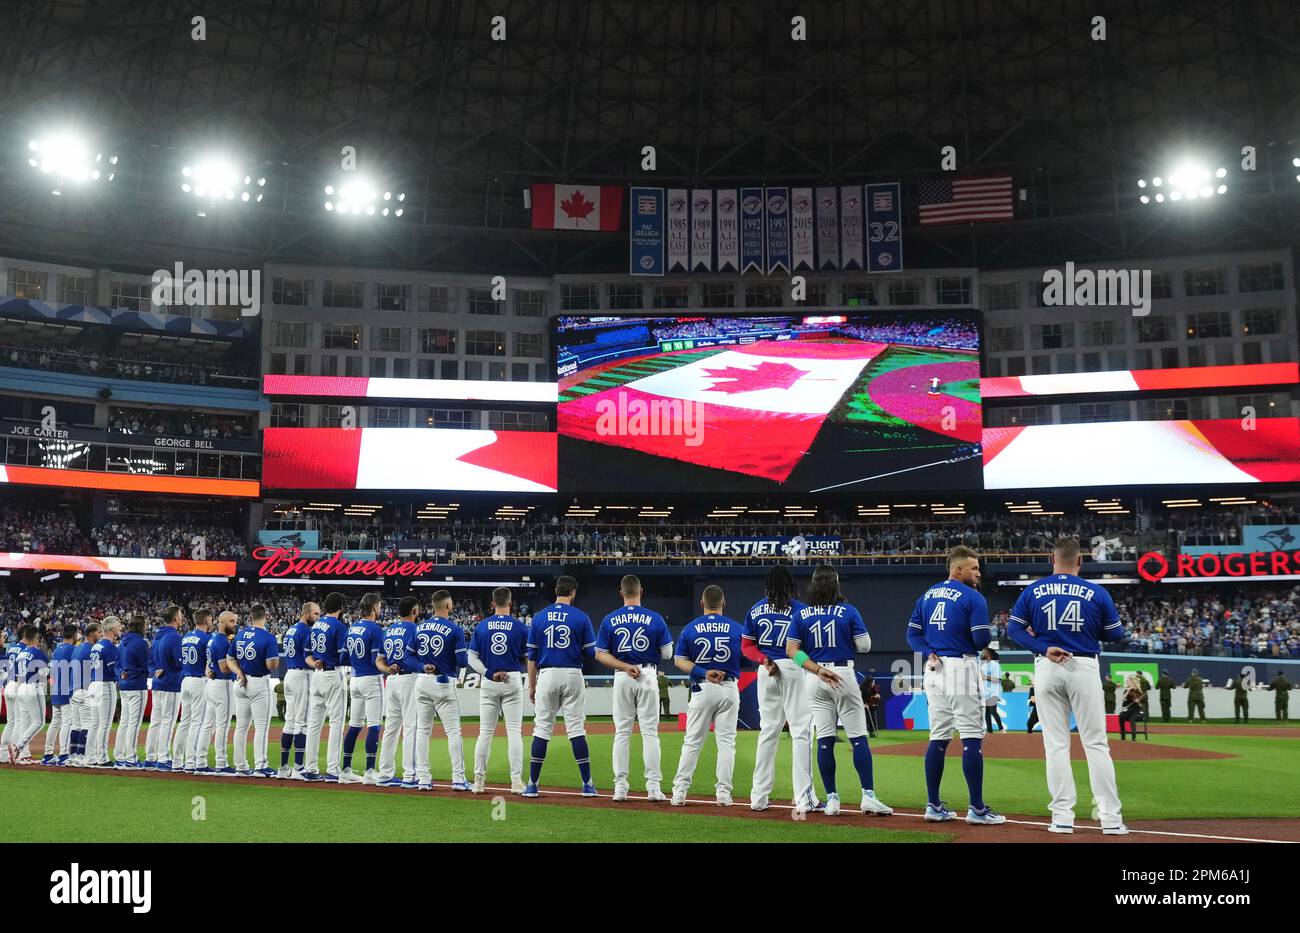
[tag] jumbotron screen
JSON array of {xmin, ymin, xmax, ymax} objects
[{"xmin": 554, "ymin": 311, "xmax": 983, "ymax": 493}]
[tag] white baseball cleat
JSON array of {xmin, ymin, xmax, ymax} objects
[
  {"xmin": 510, "ymin": 777, "xmax": 525, "ymax": 794},
  {"xmin": 1049, "ymin": 823, "xmax": 1075, "ymax": 834},
  {"xmin": 824, "ymin": 792, "xmax": 842, "ymax": 816},
  {"xmin": 611, "ymin": 784, "xmax": 629, "ymax": 802},
  {"xmin": 276, "ymin": 766, "xmax": 293, "ymax": 780},
  {"xmin": 472, "ymin": 774, "xmax": 486, "ymax": 794},
  {"xmin": 670, "ymin": 789, "xmax": 687, "ymax": 806},
  {"xmin": 1102, "ymin": 824, "xmax": 1130, "ymax": 836},
  {"xmin": 965, "ymin": 806, "xmax": 1007, "ymax": 825},
  {"xmin": 924, "ymin": 801, "xmax": 957, "ymax": 822},
  {"xmin": 646, "ymin": 787, "xmax": 668, "ymax": 803},
  {"xmin": 750, "ymin": 795, "xmax": 770, "ymax": 812},
  {"xmin": 859, "ymin": 790, "xmax": 894, "ymax": 816},
  {"xmin": 338, "ymin": 769, "xmax": 364, "ymax": 784},
  {"xmin": 362, "ymin": 769, "xmax": 379, "ymax": 785},
  {"xmin": 716, "ymin": 792, "xmax": 733, "ymax": 807}
]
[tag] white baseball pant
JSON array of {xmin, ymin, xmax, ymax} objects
[
  {"xmin": 474, "ymin": 672, "xmax": 525, "ymax": 783},
  {"xmin": 377, "ymin": 673, "xmax": 418, "ymax": 782},
  {"xmin": 414, "ymin": 674, "xmax": 464, "ymax": 785},
  {"xmin": 532, "ymin": 668, "xmax": 587, "ymax": 740},
  {"xmin": 611, "ymin": 666, "xmax": 662, "ymax": 793},
  {"xmin": 1033, "ymin": 655, "xmax": 1124, "ymax": 827},
  {"xmin": 233, "ymin": 676, "xmax": 273, "ymax": 771},
  {"xmin": 87, "ymin": 681, "xmax": 118, "ymax": 765},
  {"xmin": 174, "ymin": 676, "xmax": 207, "ymax": 768},
  {"xmin": 751, "ymin": 658, "xmax": 815, "ymax": 809},
  {"xmin": 348, "ymin": 674, "xmax": 384, "ymax": 727},
  {"xmin": 281, "ymin": 668, "xmax": 310, "ymax": 735},
  {"xmin": 303, "ymin": 668, "xmax": 346, "ymax": 776},
  {"xmin": 43, "ymin": 703, "xmax": 72, "ymax": 758},
  {"xmin": 809, "ymin": 661, "xmax": 870, "ymax": 739},
  {"xmin": 68, "ymin": 687, "xmax": 93, "ymax": 762},
  {"xmin": 1, "ymin": 681, "xmax": 17, "ymax": 750},
  {"xmin": 195, "ymin": 678, "xmax": 233, "ymax": 769},
  {"xmin": 145, "ymin": 690, "xmax": 179, "ymax": 765},
  {"xmin": 114, "ymin": 688, "xmax": 146, "ymax": 763},
  {"xmin": 12, "ymin": 683, "xmax": 46, "ymax": 753},
  {"xmin": 924, "ymin": 655, "xmax": 986, "ymax": 740},
  {"xmin": 672, "ymin": 680, "xmax": 739, "ymax": 798}
]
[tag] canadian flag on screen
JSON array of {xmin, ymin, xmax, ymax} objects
[
  {"xmin": 530, "ymin": 184, "xmax": 624, "ymax": 231},
  {"xmin": 558, "ymin": 341, "xmax": 887, "ymax": 483}
]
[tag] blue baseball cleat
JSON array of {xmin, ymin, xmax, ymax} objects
[
  {"xmin": 966, "ymin": 806, "xmax": 1007, "ymax": 825},
  {"xmin": 324, "ymin": 772, "xmax": 340, "ymax": 783},
  {"xmin": 143, "ymin": 759, "xmax": 158, "ymax": 770},
  {"xmin": 155, "ymin": 762, "xmax": 172, "ymax": 772},
  {"xmin": 380, "ymin": 777, "xmax": 404, "ymax": 787},
  {"xmin": 216, "ymin": 766, "xmax": 237, "ymax": 775},
  {"xmin": 925, "ymin": 801, "xmax": 957, "ymax": 822},
  {"xmin": 56, "ymin": 755, "xmax": 69, "ymax": 767},
  {"xmin": 254, "ymin": 768, "xmax": 276, "ymax": 778},
  {"xmin": 450, "ymin": 780, "xmax": 472, "ymax": 792},
  {"xmin": 301, "ymin": 771, "xmax": 324, "ymax": 782},
  {"xmin": 581, "ymin": 782, "xmax": 598, "ymax": 797},
  {"xmin": 400, "ymin": 780, "xmax": 418, "ymax": 789},
  {"xmin": 522, "ymin": 783, "xmax": 540, "ymax": 797}
]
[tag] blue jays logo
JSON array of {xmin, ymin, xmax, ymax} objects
[
  {"xmin": 669, "ymin": 196, "xmax": 687, "ymax": 212},
  {"xmin": 742, "ymin": 194, "xmax": 762, "ymax": 214},
  {"xmin": 1259, "ymin": 527, "xmax": 1296, "ymax": 551},
  {"xmin": 639, "ymin": 255, "xmax": 654, "ymax": 269},
  {"xmin": 818, "ymin": 194, "xmax": 835, "ymax": 210},
  {"xmin": 717, "ymin": 195, "xmax": 736, "ymax": 214},
  {"xmin": 793, "ymin": 194, "xmax": 811, "ymax": 212},
  {"xmin": 766, "ymin": 194, "xmax": 787, "ymax": 214},
  {"xmin": 878, "ymin": 252, "xmax": 894, "ymax": 266},
  {"xmin": 844, "ymin": 195, "xmax": 860, "ymax": 210},
  {"xmin": 693, "ymin": 196, "xmax": 711, "ymax": 213}
]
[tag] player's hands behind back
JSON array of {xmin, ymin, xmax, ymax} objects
[
  {"xmin": 816, "ymin": 667, "xmax": 841, "ymax": 687},
  {"xmin": 1045, "ymin": 646, "xmax": 1072, "ymax": 663},
  {"xmin": 705, "ymin": 670, "xmax": 727, "ymax": 684}
]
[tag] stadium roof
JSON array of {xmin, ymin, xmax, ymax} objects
[{"xmin": 1, "ymin": 0, "xmax": 1298, "ymax": 275}]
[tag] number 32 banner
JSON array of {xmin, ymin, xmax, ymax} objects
[{"xmin": 865, "ymin": 182, "xmax": 904, "ymax": 273}]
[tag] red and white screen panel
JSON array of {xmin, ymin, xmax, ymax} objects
[
  {"xmin": 981, "ymin": 362, "xmax": 1298, "ymax": 398},
  {"xmin": 262, "ymin": 374, "xmax": 557, "ymax": 404},
  {"xmin": 0, "ymin": 465, "xmax": 259, "ymax": 498},
  {"xmin": 0, "ymin": 553, "xmax": 236, "ymax": 576}
]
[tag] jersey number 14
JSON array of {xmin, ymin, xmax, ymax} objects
[{"xmin": 1042, "ymin": 599, "xmax": 1085, "ymax": 632}]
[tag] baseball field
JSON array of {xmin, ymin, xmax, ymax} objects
[{"xmin": 4, "ymin": 719, "xmax": 1298, "ymax": 843}]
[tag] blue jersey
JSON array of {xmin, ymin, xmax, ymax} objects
[
  {"xmin": 50, "ymin": 642, "xmax": 76, "ymax": 704},
  {"xmin": 151, "ymin": 625, "xmax": 183, "ymax": 692},
  {"xmin": 71, "ymin": 641, "xmax": 94, "ymax": 691},
  {"xmin": 179, "ymin": 630, "xmax": 211, "ymax": 679},
  {"xmin": 674, "ymin": 614, "xmax": 743, "ymax": 682},
  {"xmin": 1008, "ymin": 574, "xmax": 1123, "ymax": 656},
  {"xmin": 470, "ymin": 614, "xmax": 528, "ymax": 678},
  {"xmin": 791, "ymin": 602, "xmax": 869, "ymax": 664},
  {"xmin": 15, "ymin": 645, "xmax": 48, "ymax": 685},
  {"xmin": 596, "ymin": 605, "xmax": 672, "ymax": 667},
  {"xmin": 89, "ymin": 639, "xmax": 118, "ymax": 685},
  {"xmin": 307, "ymin": 615, "xmax": 347, "ymax": 671},
  {"xmin": 906, "ymin": 579, "xmax": 991, "ymax": 657},
  {"xmin": 281, "ymin": 621, "xmax": 312, "ymax": 672},
  {"xmin": 3, "ymin": 641, "xmax": 21, "ymax": 685},
  {"xmin": 206, "ymin": 631, "xmax": 236, "ymax": 681},
  {"xmin": 528, "ymin": 603, "xmax": 596, "ymax": 669},
  {"xmin": 118, "ymin": 632, "xmax": 150, "ymax": 691},
  {"xmin": 413, "ymin": 616, "xmax": 467, "ymax": 678},
  {"xmin": 743, "ymin": 598, "xmax": 808, "ymax": 662},
  {"xmin": 382, "ymin": 620, "xmax": 422, "ymax": 675},
  {"xmin": 233, "ymin": 627, "xmax": 280, "ymax": 678},
  {"xmin": 345, "ymin": 620, "xmax": 386, "ymax": 677}
]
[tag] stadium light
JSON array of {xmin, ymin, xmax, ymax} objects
[
  {"xmin": 26, "ymin": 131, "xmax": 117, "ymax": 195},
  {"xmin": 180, "ymin": 155, "xmax": 266, "ymax": 214},
  {"xmin": 1137, "ymin": 160, "xmax": 1228, "ymax": 205},
  {"xmin": 1294, "ymin": 156, "xmax": 1300, "ymax": 183},
  {"xmin": 323, "ymin": 175, "xmax": 405, "ymax": 216}
]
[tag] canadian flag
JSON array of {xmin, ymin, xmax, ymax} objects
[{"xmin": 531, "ymin": 184, "xmax": 623, "ymax": 231}]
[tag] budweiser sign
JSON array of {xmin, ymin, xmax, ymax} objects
[
  {"xmin": 1137, "ymin": 549, "xmax": 1300, "ymax": 583},
  {"xmin": 253, "ymin": 547, "xmax": 437, "ymax": 578}
]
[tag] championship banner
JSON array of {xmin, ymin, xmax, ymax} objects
[
  {"xmin": 815, "ymin": 187, "xmax": 840, "ymax": 270},
  {"xmin": 666, "ymin": 189, "xmax": 689, "ymax": 273},
  {"xmin": 689, "ymin": 189, "xmax": 714, "ymax": 272},
  {"xmin": 839, "ymin": 185, "xmax": 864, "ymax": 270},
  {"xmin": 697, "ymin": 535, "xmax": 842, "ymax": 558},
  {"xmin": 790, "ymin": 188, "xmax": 815, "ymax": 272},
  {"xmin": 764, "ymin": 187, "xmax": 791, "ymax": 275},
  {"xmin": 740, "ymin": 187, "xmax": 765, "ymax": 274},
  {"xmin": 865, "ymin": 182, "xmax": 904, "ymax": 273},
  {"xmin": 628, "ymin": 186, "xmax": 665, "ymax": 276},
  {"xmin": 716, "ymin": 189, "xmax": 740, "ymax": 272}
]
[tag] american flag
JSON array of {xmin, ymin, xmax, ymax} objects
[{"xmin": 918, "ymin": 175, "xmax": 1014, "ymax": 225}]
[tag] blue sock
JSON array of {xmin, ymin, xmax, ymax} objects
[
  {"xmin": 342, "ymin": 725, "xmax": 361, "ymax": 770},
  {"xmin": 816, "ymin": 737, "xmax": 838, "ymax": 794},
  {"xmin": 365, "ymin": 726, "xmax": 380, "ymax": 771},
  {"xmin": 570, "ymin": 736, "xmax": 592, "ymax": 784},
  {"xmin": 72, "ymin": 730, "xmax": 84, "ymax": 755},
  {"xmin": 849, "ymin": 735, "xmax": 873, "ymax": 790},
  {"xmin": 279, "ymin": 732, "xmax": 293, "ymax": 767},
  {"xmin": 294, "ymin": 733, "xmax": 305, "ymax": 767},
  {"xmin": 961, "ymin": 738, "xmax": 985, "ymax": 811},
  {"xmin": 529, "ymin": 736, "xmax": 548, "ymax": 784},
  {"xmin": 924, "ymin": 740, "xmax": 950, "ymax": 807}
]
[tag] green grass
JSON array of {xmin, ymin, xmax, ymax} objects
[{"xmin": 5, "ymin": 726, "xmax": 1296, "ymax": 841}]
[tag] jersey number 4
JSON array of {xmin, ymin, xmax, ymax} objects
[
  {"xmin": 1042, "ymin": 599, "xmax": 1085, "ymax": 632},
  {"xmin": 928, "ymin": 602, "xmax": 948, "ymax": 630}
]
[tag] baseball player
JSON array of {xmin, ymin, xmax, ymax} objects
[
  {"xmin": 113, "ymin": 615, "xmax": 151, "ymax": 769},
  {"xmin": 1007, "ymin": 537, "xmax": 1128, "ymax": 835},
  {"xmin": 742, "ymin": 565, "xmax": 818, "ymax": 813},
  {"xmin": 144, "ymin": 605, "xmax": 184, "ymax": 770},
  {"xmin": 340, "ymin": 592, "xmax": 386, "ymax": 784},
  {"xmin": 0, "ymin": 631, "xmax": 20, "ymax": 756},
  {"xmin": 6, "ymin": 625, "xmax": 48, "ymax": 764},
  {"xmin": 524, "ymin": 575, "xmax": 598, "ymax": 798},
  {"xmin": 66, "ymin": 621, "xmax": 100, "ymax": 767},
  {"xmin": 175, "ymin": 610, "xmax": 212, "ymax": 772},
  {"xmin": 278, "ymin": 602, "xmax": 319, "ymax": 779},
  {"xmin": 906, "ymin": 546, "xmax": 1005, "ymax": 825},
  {"xmin": 594, "ymin": 575, "xmax": 672, "ymax": 803},
  {"xmin": 377, "ymin": 596, "xmax": 422, "ymax": 788},
  {"xmin": 302, "ymin": 592, "xmax": 349, "ymax": 781},
  {"xmin": 194, "ymin": 611, "xmax": 239, "ymax": 774},
  {"xmin": 671, "ymin": 585, "xmax": 742, "ymax": 807},
  {"xmin": 229, "ymin": 604, "xmax": 281, "ymax": 777},
  {"xmin": 412, "ymin": 589, "xmax": 470, "ymax": 791},
  {"xmin": 41, "ymin": 624, "xmax": 79, "ymax": 765},
  {"xmin": 786, "ymin": 566, "xmax": 893, "ymax": 817},
  {"xmin": 467, "ymin": 588, "xmax": 528, "ymax": 795},
  {"xmin": 85, "ymin": 617, "xmax": 121, "ymax": 768}
]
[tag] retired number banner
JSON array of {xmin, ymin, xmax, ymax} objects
[
  {"xmin": 628, "ymin": 187, "xmax": 665, "ymax": 276},
  {"xmin": 866, "ymin": 182, "xmax": 904, "ymax": 273}
]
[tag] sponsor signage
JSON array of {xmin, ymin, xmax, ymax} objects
[
  {"xmin": 253, "ymin": 546, "xmax": 438, "ymax": 579},
  {"xmin": 697, "ymin": 535, "xmax": 842, "ymax": 558},
  {"xmin": 3, "ymin": 420, "xmax": 257, "ymax": 453},
  {"xmin": 1137, "ymin": 549, "xmax": 1300, "ymax": 582}
]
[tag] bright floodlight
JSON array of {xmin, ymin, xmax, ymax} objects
[
  {"xmin": 180, "ymin": 156, "xmax": 266, "ymax": 212},
  {"xmin": 27, "ymin": 131, "xmax": 116, "ymax": 195},
  {"xmin": 324, "ymin": 176, "xmax": 405, "ymax": 217},
  {"xmin": 1137, "ymin": 161, "xmax": 1227, "ymax": 205}
]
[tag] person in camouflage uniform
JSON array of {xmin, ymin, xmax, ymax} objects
[
  {"xmin": 1139, "ymin": 671, "xmax": 1152, "ymax": 719},
  {"xmin": 1102, "ymin": 674, "xmax": 1118, "ymax": 715},
  {"xmin": 1228, "ymin": 671, "xmax": 1251, "ymax": 723},
  {"xmin": 1184, "ymin": 669, "xmax": 1206, "ymax": 723},
  {"xmin": 1268, "ymin": 672, "xmax": 1291, "ymax": 722},
  {"xmin": 657, "ymin": 671, "xmax": 670, "ymax": 717},
  {"xmin": 1155, "ymin": 668, "xmax": 1175, "ymax": 722}
]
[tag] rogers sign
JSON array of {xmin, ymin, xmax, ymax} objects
[
  {"xmin": 254, "ymin": 546, "xmax": 436, "ymax": 579},
  {"xmin": 1137, "ymin": 549, "xmax": 1300, "ymax": 583}
]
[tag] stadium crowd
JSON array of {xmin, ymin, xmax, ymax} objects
[
  {"xmin": 1115, "ymin": 588, "xmax": 1300, "ymax": 658},
  {"xmin": 0, "ymin": 343, "xmax": 256, "ymax": 387},
  {"xmin": 90, "ymin": 521, "xmax": 247, "ymax": 560},
  {"xmin": 108, "ymin": 408, "xmax": 254, "ymax": 440},
  {"xmin": 842, "ymin": 318, "xmax": 979, "ymax": 350}
]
